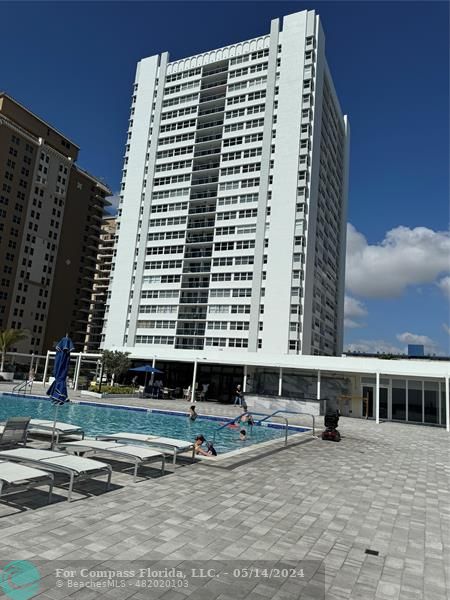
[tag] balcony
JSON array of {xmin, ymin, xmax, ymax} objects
[
  {"xmin": 190, "ymin": 191, "xmax": 216, "ymax": 200},
  {"xmin": 200, "ymin": 80, "xmax": 227, "ymax": 91},
  {"xmin": 176, "ymin": 329, "xmax": 206, "ymax": 337},
  {"xmin": 196, "ymin": 119, "xmax": 224, "ymax": 130},
  {"xmin": 185, "ymin": 234, "xmax": 213, "ymax": 244},
  {"xmin": 193, "ymin": 148, "xmax": 221, "ymax": 158},
  {"xmin": 199, "ymin": 93, "xmax": 226, "ymax": 104},
  {"xmin": 195, "ymin": 133, "xmax": 222, "ymax": 144},
  {"xmin": 177, "ymin": 312, "xmax": 207, "ymax": 320},
  {"xmin": 191, "ymin": 177, "xmax": 218, "ymax": 186},
  {"xmin": 192, "ymin": 162, "xmax": 220, "ymax": 172},
  {"xmin": 182, "ymin": 265, "xmax": 211, "ymax": 274},
  {"xmin": 184, "ymin": 249, "xmax": 212, "ymax": 258},
  {"xmin": 179, "ymin": 296, "xmax": 209, "ymax": 304},
  {"xmin": 187, "ymin": 220, "xmax": 215, "ymax": 230},
  {"xmin": 188, "ymin": 205, "xmax": 216, "ymax": 216},
  {"xmin": 198, "ymin": 106, "xmax": 225, "ymax": 118}
]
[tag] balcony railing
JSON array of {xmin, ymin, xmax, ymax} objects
[
  {"xmin": 177, "ymin": 312, "xmax": 207, "ymax": 320},
  {"xmin": 193, "ymin": 148, "xmax": 221, "ymax": 158},
  {"xmin": 190, "ymin": 191, "xmax": 217, "ymax": 200},
  {"xmin": 202, "ymin": 66, "xmax": 228, "ymax": 77},
  {"xmin": 176, "ymin": 330, "xmax": 206, "ymax": 337},
  {"xmin": 191, "ymin": 177, "xmax": 218, "ymax": 186},
  {"xmin": 200, "ymin": 80, "xmax": 227, "ymax": 91},
  {"xmin": 195, "ymin": 133, "xmax": 222, "ymax": 144},
  {"xmin": 185, "ymin": 235, "xmax": 214, "ymax": 244},
  {"xmin": 183, "ymin": 268, "xmax": 211, "ymax": 275},
  {"xmin": 188, "ymin": 205, "xmax": 216, "ymax": 215},
  {"xmin": 187, "ymin": 220, "xmax": 215, "ymax": 230},
  {"xmin": 179, "ymin": 297, "xmax": 209, "ymax": 304},
  {"xmin": 196, "ymin": 119, "xmax": 224, "ymax": 130},
  {"xmin": 199, "ymin": 93, "xmax": 226, "ymax": 104},
  {"xmin": 198, "ymin": 106, "xmax": 225, "ymax": 118},
  {"xmin": 192, "ymin": 162, "xmax": 220, "ymax": 172}
]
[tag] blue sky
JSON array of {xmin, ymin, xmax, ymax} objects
[{"xmin": 2, "ymin": 1, "xmax": 449, "ymax": 354}]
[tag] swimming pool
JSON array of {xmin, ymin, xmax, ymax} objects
[{"xmin": 0, "ymin": 394, "xmax": 309, "ymax": 454}]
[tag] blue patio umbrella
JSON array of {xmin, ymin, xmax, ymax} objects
[
  {"xmin": 129, "ymin": 365, "xmax": 163, "ymax": 390},
  {"xmin": 47, "ymin": 335, "xmax": 75, "ymax": 448}
]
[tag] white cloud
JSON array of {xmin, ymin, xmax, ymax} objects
[
  {"xmin": 106, "ymin": 192, "xmax": 121, "ymax": 213},
  {"xmin": 437, "ymin": 276, "xmax": 450, "ymax": 300},
  {"xmin": 346, "ymin": 224, "xmax": 450, "ymax": 298},
  {"xmin": 443, "ymin": 323, "xmax": 450, "ymax": 336},
  {"xmin": 396, "ymin": 332, "xmax": 439, "ymax": 354},
  {"xmin": 344, "ymin": 295, "xmax": 367, "ymax": 329}
]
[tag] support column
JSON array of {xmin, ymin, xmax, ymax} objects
[
  {"xmin": 375, "ymin": 372, "xmax": 380, "ymax": 424},
  {"xmin": 243, "ymin": 365, "xmax": 248, "ymax": 393},
  {"xmin": 150, "ymin": 356, "xmax": 156, "ymax": 387},
  {"xmin": 446, "ymin": 376, "xmax": 449, "ymax": 433},
  {"xmin": 42, "ymin": 351, "xmax": 50, "ymax": 384},
  {"xmin": 73, "ymin": 354, "xmax": 82, "ymax": 391},
  {"xmin": 317, "ymin": 370, "xmax": 321, "ymax": 400},
  {"xmin": 191, "ymin": 359, "xmax": 198, "ymax": 403},
  {"xmin": 278, "ymin": 367, "xmax": 283, "ymax": 396}
]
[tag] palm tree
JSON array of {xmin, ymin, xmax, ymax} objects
[{"xmin": 0, "ymin": 329, "xmax": 29, "ymax": 372}]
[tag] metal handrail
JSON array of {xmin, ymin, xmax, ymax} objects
[
  {"xmin": 258, "ymin": 410, "xmax": 316, "ymax": 437},
  {"xmin": 212, "ymin": 411, "xmax": 269, "ymax": 443},
  {"xmin": 11, "ymin": 379, "xmax": 34, "ymax": 395}
]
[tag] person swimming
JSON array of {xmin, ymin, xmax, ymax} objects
[{"xmin": 239, "ymin": 429, "xmax": 247, "ymax": 441}]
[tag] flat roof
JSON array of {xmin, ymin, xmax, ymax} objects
[
  {"xmin": 101, "ymin": 348, "xmax": 450, "ymax": 379},
  {"xmin": 0, "ymin": 92, "xmax": 80, "ymax": 150}
]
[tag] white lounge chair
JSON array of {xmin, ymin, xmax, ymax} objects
[
  {"xmin": 96, "ymin": 433, "xmax": 195, "ymax": 465},
  {"xmin": 28, "ymin": 420, "xmax": 85, "ymax": 444},
  {"xmin": 58, "ymin": 440, "xmax": 166, "ymax": 482},
  {"xmin": 0, "ymin": 417, "xmax": 30, "ymax": 448},
  {"xmin": 0, "ymin": 448, "xmax": 112, "ymax": 502},
  {"xmin": 0, "ymin": 419, "xmax": 84, "ymax": 445},
  {"xmin": 0, "ymin": 460, "xmax": 54, "ymax": 504}
]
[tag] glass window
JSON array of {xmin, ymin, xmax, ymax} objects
[
  {"xmin": 282, "ymin": 371, "xmax": 317, "ymax": 399},
  {"xmin": 408, "ymin": 380, "xmax": 423, "ymax": 422},
  {"xmin": 391, "ymin": 380, "xmax": 406, "ymax": 421},
  {"xmin": 424, "ymin": 381, "xmax": 439, "ymax": 424},
  {"xmin": 253, "ymin": 368, "xmax": 279, "ymax": 396}
]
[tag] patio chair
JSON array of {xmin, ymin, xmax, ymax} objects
[
  {"xmin": 28, "ymin": 420, "xmax": 85, "ymax": 444},
  {"xmin": 58, "ymin": 440, "xmax": 167, "ymax": 482},
  {"xmin": 0, "ymin": 460, "xmax": 54, "ymax": 504},
  {"xmin": 0, "ymin": 417, "xmax": 30, "ymax": 449},
  {"xmin": 96, "ymin": 433, "xmax": 196, "ymax": 465},
  {"xmin": 0, "ymin": 448, "xmax": 112, "ymax": 502}
]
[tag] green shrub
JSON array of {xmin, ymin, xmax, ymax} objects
[{"xmin": 89, "ymin": 385, "xmax": 136, "ymax": 395}]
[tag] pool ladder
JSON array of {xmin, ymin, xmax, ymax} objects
[{"xmin": 11, "ymin": 379, "xmax": 34, "ymax": 395}]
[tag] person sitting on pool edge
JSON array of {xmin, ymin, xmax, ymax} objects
[
  {"xmin": 189, "ymin": 405, "xmax": 198, "ymax": 421},
  {"xmin": 194, "ymin": 434, "xmax": 208, "ymax": 455},
  {"xmin": 206, "ymin": 441, "xmax": 217, "ymax": 456}
]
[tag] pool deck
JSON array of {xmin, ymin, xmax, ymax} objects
[{"xmin": 0, "ymin": 383, "xmax": 449, "ymax": 599}]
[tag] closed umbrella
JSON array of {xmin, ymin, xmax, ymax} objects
[
  {"xmin": 129, "ymin": 365, "xmax": 163, "ymax": 391},
  {"xmin": 47, "ymin": 335, "xmax": 74, "ymax": 448}
]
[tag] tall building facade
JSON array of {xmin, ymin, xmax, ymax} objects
[
  {"xmin": 84, "ymin": 216, "xmax": 117, "ymax": 352},
  {"xmin": 104, "ymin": 9, "xmax": 350, "ymax": 357},
  {"xmin": 0, "ymin": 93, "xmax": 111, "ymax": 354}
]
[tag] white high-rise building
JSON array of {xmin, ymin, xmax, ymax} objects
[{"xmin": 103, "ymin": 9, "xmax": 350, "ymax": 358}]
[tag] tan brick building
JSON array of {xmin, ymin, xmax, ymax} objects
[{"xmin": 0, "ymin": 93, "xmax": 111, "ymax": 354}]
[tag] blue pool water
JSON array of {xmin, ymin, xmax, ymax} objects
[{"xmin": 0, "ymin": 394, "xmax": 308, "ymax": 454}]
